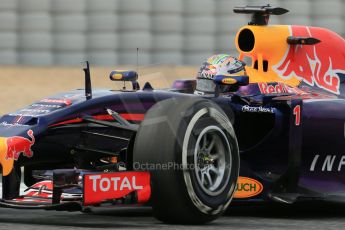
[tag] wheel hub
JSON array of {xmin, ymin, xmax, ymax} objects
[
  {"xmin": 193, "ymin": 126, "xmax": 231, "ymax": 196},
  {"xmin": 197, "ymin": 151, "xmax": 215, "ymax": 168}
]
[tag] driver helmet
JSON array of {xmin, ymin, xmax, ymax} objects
[{"xmin": 195, "ymin": 54, "xmax": 246, "ymax": 94}]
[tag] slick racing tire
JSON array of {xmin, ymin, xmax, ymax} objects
[{"xmin": 133, "ymin": 97, "xmax": 239, "ymax": 224}]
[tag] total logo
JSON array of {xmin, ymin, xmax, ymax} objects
[
  {"xmin": 89, "ymin": 175, "xmax": 143, "ymax": 192},
  {"xmin": 258, "ymin": 82, "xmax": 289, "ymax": 94},
  {"xmin": 234, "ymin": 177, "xmax": 263, "ymax": 198},
  {"xmin": 83, "ymin": 172, "xmax": 150, "ymax": 205}
]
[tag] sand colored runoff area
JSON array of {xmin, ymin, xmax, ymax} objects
[{"xmin": 0, "ymin": 65, "xmax": 198, "ymax": 115}]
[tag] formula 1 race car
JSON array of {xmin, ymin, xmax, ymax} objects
[{"xmin": 0, "ymin": 5, "xmax": 345, "ymax": 224}]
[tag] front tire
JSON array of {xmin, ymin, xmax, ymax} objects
[{"xmin": 133, "ymin": 97, "xmax": 239, "ymax": 224}]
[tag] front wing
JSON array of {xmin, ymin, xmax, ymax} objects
[{"xmin": 0, "ymin": 170, "xmax": 151, "ymax": 211}]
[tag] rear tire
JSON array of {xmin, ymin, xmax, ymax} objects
[{"xmin": 133, "ymin": 97, "xmax": 239, "ymax": 224}]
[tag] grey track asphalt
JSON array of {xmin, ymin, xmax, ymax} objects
[{"xmin": 0, "ymin": 202, "xmax": 344, "ymax": 230}]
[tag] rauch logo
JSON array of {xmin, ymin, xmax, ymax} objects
[{"xmin": 234, "ymin": 177, "xmax": 263, "ymax": 198}]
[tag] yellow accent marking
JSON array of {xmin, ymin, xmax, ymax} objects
[
  {"xmin": 234, "ymin": 176, "xmax": 263, "ymax": 198},
  {"xmin": 112, "ymin": 73, "xmax": 123, "ymax": 80},
  {"xmin": 221, "ymin": 78, "xmax": 237, "ymax": 84},
  {"xmin": 235, "ymin": 25, "xmax": 301, "ymax": 86},
  {"xmin": 0, "ymin": 137, "xmax": 14, "ymax": 176}
]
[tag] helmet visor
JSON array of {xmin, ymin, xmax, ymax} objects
[{"xmin": 195, "ymin": 78, "xmax": 216, "ymax": 93}]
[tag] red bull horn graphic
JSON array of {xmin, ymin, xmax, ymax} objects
[
  {"xmin": 274, "ymin": 26, "xmax": 345, "ymax": 95},
  {"xmin": 0, "ymin": 130, "xmax": 35, "ymax": 176}
]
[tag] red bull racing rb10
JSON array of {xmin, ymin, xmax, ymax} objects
[{"xmin": 0, "ymin": 5, "xmax": 345, "ymax": 224}]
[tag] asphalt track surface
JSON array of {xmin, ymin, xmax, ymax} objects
[
  {"xmin": 0, "ymin": 182, "xmax": 345, "ymax": 229},
  {"xmin": 0, "ymin": 201, "xmax": 344, "ymax": 229}
]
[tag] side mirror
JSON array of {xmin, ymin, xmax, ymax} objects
[
  {"xmin": 109, "ymin": 70, "xmax": 138, "ymax": 82},
  {"xmin": 213, "ymin": 75, "xmax": 249, "ymax": 86}
]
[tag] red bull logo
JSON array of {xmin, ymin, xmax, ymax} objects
[
  {"xmin": 5, "ymin": 130, "xmax": 35, "ymax": 160},
  {"xmin": 0, "ymin": 130, "xmax": 35, "ymax": 176},
  {"xmin": 274, "ymin": 26, "xmax": 345, "ymax": 95},
  {"xmin": 258, "ymin": 82, "xmax": 289, "ymax": 94}
]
